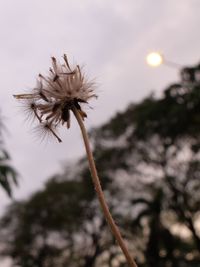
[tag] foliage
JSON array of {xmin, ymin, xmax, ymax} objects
[
  {"xmin": 0, "ymin": 178, "xmax": 110, "ymax": 267},
  {"xmin": 0, "ymin": 112, "xmax": 17, "ymax": 197}
]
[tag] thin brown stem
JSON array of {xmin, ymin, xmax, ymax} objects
[
  {"xmin": 46, "ymin": 124, "xmax": 62, "ymax": 143},
  {"xmin": 72, "ymin": 107, "xmax": 137, "ymax": 267}
]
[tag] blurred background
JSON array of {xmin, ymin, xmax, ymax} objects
[{"xmin": 0, "ymin": 0, "xmax": 200, "ymax": 266}]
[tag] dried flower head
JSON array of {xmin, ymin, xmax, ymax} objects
[{"xmin": 14, "ymin": 55, "xmax": 97, "ymax": 142}]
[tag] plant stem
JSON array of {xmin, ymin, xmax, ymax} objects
[{"xmin": 72, "ymin": 107, "xmax": 138, "ymax": 267}]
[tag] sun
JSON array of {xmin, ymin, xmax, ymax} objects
[{"xmin": 146, "ymin": 52, "xmax": 163, "ymax": 67}]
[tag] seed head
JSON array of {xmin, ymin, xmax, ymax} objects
[{"xmin": 14, "ymin": 55, "xmax": 97, "ymax": 142}]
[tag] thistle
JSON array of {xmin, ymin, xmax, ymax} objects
[
  {"xmin": 14, "ymin": 55, "xmax": 96, "ymax": 142},
  {"xmin": 14, "ymin": 55, "xmax": 137, "ymax": 267}
]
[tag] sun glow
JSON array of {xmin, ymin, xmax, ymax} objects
[{"xmin": 146, "ymin": 52, "xmax": 163, "ymax": 67}]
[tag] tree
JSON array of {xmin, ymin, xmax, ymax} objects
[
  {"xmin": 91, "ymin": 63, "xmax": 200, "ymax": 265},
  {"xmin": 0, "ymin": 175, "xmax": 115, "ymax": 267},
  {"xmin": 0, "ymin": 111, "xmax": 17, "ymax": 197}
]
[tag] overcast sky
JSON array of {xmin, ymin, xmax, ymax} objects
[{"xmin": 0, "ymin": 0, "xmax": 200, "ymax": 220}]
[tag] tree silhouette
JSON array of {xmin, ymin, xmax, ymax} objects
[{"xmin": 0, "ymin": 111, "xmax": 17, "ymax": 197}]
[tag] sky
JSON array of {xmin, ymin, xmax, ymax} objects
[{"xmin": 0, "ymin": 0, "xmax": 200, "ymax": 216}]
